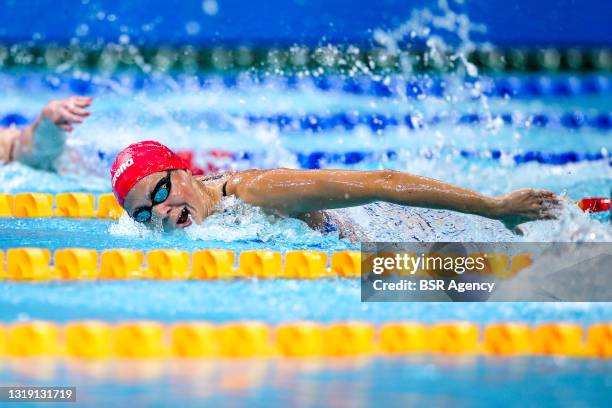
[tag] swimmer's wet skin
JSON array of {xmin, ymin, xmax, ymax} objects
[{"xmin": 110, "ymin": 141, "xmax": 562, "ymax": 237}]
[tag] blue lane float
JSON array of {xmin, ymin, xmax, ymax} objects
[
  {"xmin": 0, "ymin": 113, "xmax": 29, "ymax": 127},
  {"xmin": 1, "ymin": 73, "xmax": 611, "ymax": 99},
  {"xmin": 3, "ymin": 110, "xmax": 612, "ymax": 131},
  {"xmin": 239, "ymin": 111, "xmax": 612, "ymax": 131},
  {"xmin": 91, "ymin": 147, "xmax": 611, "ymax": 171},
  {"xmin": 292, "ymin": 150, "xmax": 611, "ymax": 168},
  {"xmin": 72, "ymin": 74, "xmax": 612, "ymax": 98},
  {"xmin": 233, "ymin": 149, "xmax": 610, "ymax": 168}
]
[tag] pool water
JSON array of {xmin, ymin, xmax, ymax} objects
[
  {"xmin": 1, "ymin": 357, "xmax": 611, "ymax": 408},
  {"xmin": 2, "ymin": 0, "xmax": 612, "ymax": 403},
  {"xmin": 1, "ymin": 66, "xmax": 611, "ymax": 407},
  {"xmin": 1, "ymin": 71, "xmax": 611, "ymax": 248},
  {"xmin": 1, "ymin": 69, "xmax": 611, "ymax": 406}
]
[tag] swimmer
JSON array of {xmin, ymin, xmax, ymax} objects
[
  {"xmin": 111, "ymin": 141, "xmax": 561, "ymax": 238},
  {"xmin": 0, "ymin": 96, "xmax": 92, "ymax": 170}
]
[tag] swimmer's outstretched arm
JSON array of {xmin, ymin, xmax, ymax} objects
[
  {"xmin": 0, "ymin": 96, "xmax": 92, "ymax": 170},
  {"xmin": 228, "ymin": 169, "xmax": 561, "ymax": 229}
]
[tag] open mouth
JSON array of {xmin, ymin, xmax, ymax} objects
[{"xmin": 176, "ymin": 206, "xmax": 190, "ymax": 227}]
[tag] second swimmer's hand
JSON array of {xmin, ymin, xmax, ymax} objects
[
  {"xmin": 491, "ymin": 188, "xmax": 562, "ymax": 233},
  {"xmin": 13, "ymin": 96, "xmax": 93, "ymax": 170},
  {"xmin": 39, "ymin": 96, "xmax": 93, "ymax": 132}
]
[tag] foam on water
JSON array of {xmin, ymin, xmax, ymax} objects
[
  {"xmin": 184, "ymin": 196, "xmax": 334, "ymax": 244},
  {"xmin": 0, "ymin": 162, "xmax": 107, "ymax": 193},
  {"xmin": 107, "ymin": 196, "xmax": 352, "ymax": 249},
  {"xmin": 521, "ymin": 203, "xmax": 612, "ymax": 242},
  {"xmin": 109, "ymin": 211, "xmax": 162, "ymax": 239}
]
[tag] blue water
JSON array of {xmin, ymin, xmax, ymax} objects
[
  {"xmin": 1, "ymin": 70, "xmax": 611, "ymax": 319},
  {"xmin": 1, "ymin": 72, "xmax": 611, "ymax": 246},
  {"xmin": 1, "ymin": 68, "xmax": 611, "ymax": 407},
  {"xmin": 3, "ymin": 0, "xmax": 612, "ymax": 405},
  {"xmin": 2, "ymin": 280, "xmax": 612, "ymax": 323},
  {"xmin": 1, "ymin": 357, "xmax": 611, "ymax": 408}
]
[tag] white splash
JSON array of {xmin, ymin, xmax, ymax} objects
[
  {"xmin": 184, "ymin": 196, "xmax": 329, "ymax": 243},
  {"xmin": 522, "ymin": 203, "xmax": 612, "ymax": 242},
  {"xmin": 108, "ymin": 212, "xmax": 160, "ymax": 238}
]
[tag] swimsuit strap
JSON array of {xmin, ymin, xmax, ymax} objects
[
  {"xmin": 199, "ymin": 172, "xmax": 231, "ymax": 197},
  {"xmin": 201, "ymin": 173, "xmax": 224, "ymax": 182}
]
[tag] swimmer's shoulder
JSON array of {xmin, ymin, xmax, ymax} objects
[
  {"xmin": 216, "ymin": 169, "xmax": 267, "ymax": 197},
  {"xmin": 195, "ymin": 170, "xmax": 259, "ymax": 197},
  {"xmin": 196, "ymin": 168, "xmax": 288, "ymax": 197}
]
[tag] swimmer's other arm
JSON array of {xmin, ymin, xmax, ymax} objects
[
  {"xmin": 227, "ymin": 169, "xmax": 561, "ymax": 230},
  {"xmin": 0, "ymin": 96, "xmax": 92, "ymax": 171}
]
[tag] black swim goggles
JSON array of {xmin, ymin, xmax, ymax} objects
[{"xmin": 131, "ymin": 171, "xmax": 172, "ymax": 223}]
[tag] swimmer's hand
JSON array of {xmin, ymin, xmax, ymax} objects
[
  {"xmin": 39, "ymin": 96, "xmax": 93, "ymax": 132},
  {"xmin": 12, "ymin": 96, "xmax": 93, "ymax": 171},
  {"xmin": 492, "ymin": 189, "xmax": 561, "ymax": 233}
]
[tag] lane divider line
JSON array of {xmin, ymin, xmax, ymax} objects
[
  {"xmin": 4, "ymin": 110, "xmax": 612, "ymax": 131},
  {"xmin": 0, "ymin": 248, "xmax": 561, "ymax": 281},
  {"xmin": 0, "ymin": 248, "xmax": 545, "ymax": 281},
  {"xmin": 0, "ymin": 249, "xmax": 361, "ymax": 280},
  {"xmin": 0, "ymin": 320, "xmax": 609, "ymax": 359},
  {"xmin": 94, "ymin": 147, "xmax": 612, "ymax": 170},
  {"xmin": 1, "ymin": 72, "xmax": 611, "ymax": 99},
  {"xmin": 0, "ymin": 45, "xmax": 611, "ymax": 73},
  {"xmin": 0, "ymin": 193, "xmax": 123, "ymax": 219},
  {"xmin": 0, "ymin": 193, "xmax": 607, "ymax": 224}
]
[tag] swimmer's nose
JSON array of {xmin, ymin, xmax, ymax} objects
[{"xmin": 152, "ymin": 202, "xmax": 172, "ymax": 220}]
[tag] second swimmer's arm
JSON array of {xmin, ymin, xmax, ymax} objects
[
  {"xmin": 11, "ymin": 97, "xmax": 92, "ymax": 171},
  {"xmin": 228, "ymin": 169, "xmax": 560, "ymax": 226}
]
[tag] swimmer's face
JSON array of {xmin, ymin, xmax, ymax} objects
[{"xmin": 123, "ymin": 170, "xmax": 204, "ymax": 230}]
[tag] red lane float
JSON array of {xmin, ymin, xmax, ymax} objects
[
  {"xmin": 176, "ymin": 150, "xmax": 205, "ymax": 175},
  {"xmin": 577, "ymin": 197, "xmax": 611, "ymax": 213},
  {"xmin": 176, "ymin": 149, "xmax": 234, "ymax": 175}
]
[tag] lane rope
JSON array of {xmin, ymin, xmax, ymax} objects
[
  {"xmin": 1, "ymin": 241, "xmax": 611, "ymax": 282},
  {"xmin": 1, "ymin": 72, "xmax": 611, "ymax": 99},
  {"xmin": 0, "ymin": 45, "xmax": 611, "ymax": 73},
  {"xmin": 0, "ymin": 320, "xmax": 610, "ymax": 358},
  {"xmin": 3, "ymin": 110, "xmax": 612, "ymax": 131},
  {"xmin": 99, "ymin": 147, "xmax": 611, "ymax": 169},
  {"xmin": 0, "ymin": 190, "xmax": 609, "ymax": 224}
]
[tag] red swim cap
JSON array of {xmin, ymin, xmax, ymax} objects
[{"xmin": 110, "ymin": 140, "xmax": 189, "ymax": 206}]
